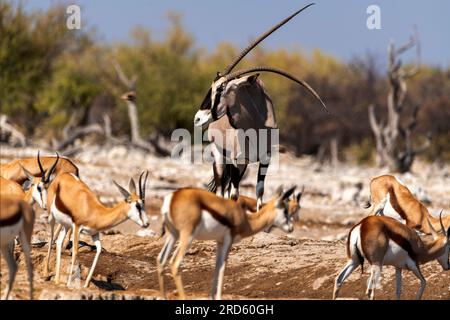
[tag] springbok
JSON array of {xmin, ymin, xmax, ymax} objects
[
  {"xmin": 46, "ymin": 171, "xmax": 149, "ymax": 287},
  {"xmin": 333, "ymin": 213, "xmax": 449, "ymax": 300},
  {"xmin": 193, "ymin": 4, "xmax": 327, "ymax": 209},
  {"xmin": 364, "ymin": 175, "xmax": 449, "ymax": 234},
  {"xmin": 157, "ymin": 185, "xmax": 297, "ymax": 300},
  {"xmin": 0, "ymin": 151, "xmax": 78, "ymax": 186},
  {"xmin": 0, "ymin": 196, "xmax": 35, "ymax": 300}
]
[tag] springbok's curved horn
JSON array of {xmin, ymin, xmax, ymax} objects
[
  {"xmin": 138, "ymin": 171, "xmax": 149, "ymax": 200},
  {"xmin": 225, "ymin": 66, "xmax": 328, "ymax": 113},
  {"xmin": 37, "ymin": 150, "xmax": 45, "ymax": 180},
  {"xmin": 219, "ymin": 3, "xmax": 315, "ymax": 77},
  {"xmin": 45, "ymin": 153, "xmax": 60, "ymax": 183}
]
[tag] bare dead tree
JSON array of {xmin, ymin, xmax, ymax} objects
[
  {"xmin": 112, "ymin": 60, "xmax": 170, "ymax": 156},
  {"xmin": 0, "ymin": 114, "xmax": 26, "ymax": 147},
  {"xmin": 368, "ymin": 28, "xmax": 430, "ymax": 173}
]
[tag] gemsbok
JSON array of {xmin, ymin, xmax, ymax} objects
[
  {"xmin": 333, "ymin": 213, "xmax": 449, "ymax": 300},
  {"xmin": 364, "ymin": 175, "xmax": 449, "ymax": 234},
  {"xmin": 193, "ymin": 3, "xmax": 327, "ymax": 209},
  {"xmin": 0, "ymin": 196, "xmax": 35, "ymax": 300},
  {"xmin": 157, "ymin": 185, "xmax": 297, "ymax": 300},
  {"xmin": 46, "ymin": 171, "xmax": 150, "ymax": 287}
]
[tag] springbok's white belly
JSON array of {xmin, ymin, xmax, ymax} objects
[
  {"xmin": 51, "ymin": 198, "xmax": 73, "ymax": 228},
  {"xmin": 383, "ymin": 240, "xmax": 412, "ymax": 267},
  {"xmin": 0, "ymin": 218, "xmax": 22, "ymax": 247},
  {"xmin": 194, "ymin": 210, "xmax": 230, "ymax": 241}
]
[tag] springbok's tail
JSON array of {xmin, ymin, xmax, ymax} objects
[
  {"xmin": 362, "ymin": 195, "xmax": 372, "ymax": 209},
  {"xmin": 373, "ymin": 193, "xmax": 390, "ymax": 216},
  {"xmin": 355, "ymin": 244, "xmax": 365, "ymax": 274}
]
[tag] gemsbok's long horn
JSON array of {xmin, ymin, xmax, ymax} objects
[
  {"xmin": 219, "ymin": 3, "xmax": 316, "ymax": 78},
  {"xmin": 225, "ymin": 66, "xmax": 328, "ymax": 113}
]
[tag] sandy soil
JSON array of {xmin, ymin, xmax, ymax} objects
[{"xmin": 1, "ymin": 145, "xmax": 449, "ymax": 300}]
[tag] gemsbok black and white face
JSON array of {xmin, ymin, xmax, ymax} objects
[{"xmin": 193, "ymin": 3, "xmax": 327, "ymax": 128}]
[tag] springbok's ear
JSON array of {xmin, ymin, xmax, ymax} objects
[
  {"xmin": 247, "ymin": 74, "xmax": 260, "ymax": 84},
  {"xmin": 282, "ymin": 185, "xmax": 297, "ymax": 202},
  {"xmin": 113, "ymin": 180, "xmax": 131, "ymax": 200},
  {"xmin": 22, "ymin": 180, "xmax": 32, "ymax": 191},
  {"xmin": 129, "ymin": 178, "xmax": 137, "ymax": 195}
]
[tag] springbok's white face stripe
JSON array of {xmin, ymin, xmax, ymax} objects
[
  {"xmin": 273, "ymin": 203, "xmax": 294, "ymax": 233},
  {"xmin": 33, "ymin": 183, "xmax": 47, "ymax": 210},
  {"xmin": 194, "ymin": 109, "xmax": 213, "ymax": 127},
  {"xmin": 127, "ymin": 200, "xmax": 149, "ymax": 228}
]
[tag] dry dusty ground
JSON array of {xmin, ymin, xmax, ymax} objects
[{"xmin": 1, "ymin": 145, "xmax": 449, "ymax": 300}]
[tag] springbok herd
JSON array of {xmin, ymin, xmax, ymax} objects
[
  {"xmin": 1, "ymin": 4, "xmax": 449, "ymax": 300},
  {"xmin": 0, "ymin": 152, "xmax": 449, "ymax": 300}
]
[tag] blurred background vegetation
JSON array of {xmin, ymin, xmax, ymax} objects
[{"xmin": 1, "ymin": 2, "xmax": 449, "ymax": 163}]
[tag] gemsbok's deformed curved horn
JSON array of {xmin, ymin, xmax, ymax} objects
[
  {"xmin": 225, "ymin": 66, "xmax": 328, "ymax": 113},
  {"xmin": 219, "ymin": 3, "xmax": 316, "ymax": 77}
]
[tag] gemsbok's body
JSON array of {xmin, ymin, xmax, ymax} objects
[
  {"xmin": 364, "ymin": 175, "xmax": 449, "ymax": 234},
  {"xmin": 157, "ymin": 185, "xmax": 297, "ymax": 300},
  {"xmin": 45, "ymin": 171, "xmax": 149, "ymax": 287},
  {"xmin": 0, "ymin": 196, "xmax": 35, "ymax": 300},
  {"xmin": 333, "ymin": 214, "xmax": 450, "ymax": 300},
  {"xmin": 194, "ymin": 4, "xmax": 326, "ymax": 209}
]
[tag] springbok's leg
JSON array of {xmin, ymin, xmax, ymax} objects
[
  {"xmin": 67, "ymin": 224, "xmax": 80, "ymax": 287},
  {"xmin": 62, "ymin": 227, "xmax": 72, "ymax": 251},
  {"xmin": 84, "ymin": 233, "xmax": 101, "ymax": 288},
  {"xmin": 54, "ymin": 226, "xmax": 68, "ymax": 284},
  {"xmin": 157, "ymin": 233, "xmax": 176, "ymax": 299},
  {"xmin": 170, "ymin": 231, "xmax": 193, "ymax": 300},
  {"xmin": 43, "ymin": 217, "xmax": 56, "ymax": 279},
  {"xmin": 333, "ymin": 259, "xmax": 359, "ymax": 299},
  {"xmin": 367, "ymin": 264, "xmax": 381, "ymax": 300},
  {"xmin": 19, "ymin": 230, "xmax": 33, "ymax": 299},
  {"xmin": 229, "ymin": 164, "xmax": 247, "ymax": 200},
  {"xmin": 408, "ymin": 263, "xmax": 426, "ymax": 300},
  {"xmin": 211, "ymin": 233, "xmax": 232, "ymax": 300},
  {"xmin": 1, "ymin": 241, "xmax": 17, "ymax": 300},
  {"xmin": 395, "ymin": 267, "xmax": 402, "ymax": 300},
  {"xmin": 256, "ymin": 162, "xmax": 270, "ymax": 210}
]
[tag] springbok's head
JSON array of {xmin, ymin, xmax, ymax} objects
[
  {"xmin": 194, "ymin": 3, "xmax": 327, "ymax": 128},
  {"xmin": 288, "ymin": 185, "xmax": 305, "ymax": 222},
  {"xmin": 432, "ymin": 211, "xmax": 450, "ymax": 271},
  {"xmin": 113, "ymin": 171, "xmax": 150, "ymax": 228},
  {"xmin": 24, "ymin": 151, "xmax": 60, "ymax": 210},
  {"xmin": 266, "ymin": 185, "xmax": 297, "ymax": 233}
]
